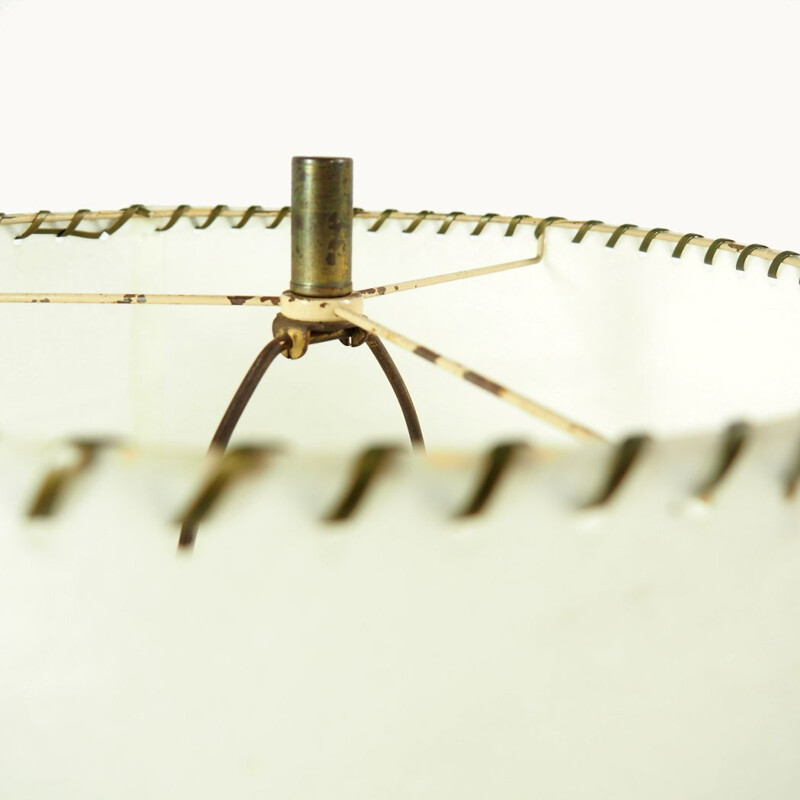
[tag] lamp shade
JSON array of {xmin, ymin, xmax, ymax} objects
[{"xmin": 1, "ymin": 197, "xmax": 799, "ymax": 799}]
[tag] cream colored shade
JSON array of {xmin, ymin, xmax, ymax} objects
[{"xmin": 1, "ymin": 211, "xmax": 799, "ymax": 799}]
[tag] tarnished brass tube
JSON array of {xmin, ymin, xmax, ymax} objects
[{"xmin": 291, "ymin": 156, "xmax": 353, "ymax": 297}]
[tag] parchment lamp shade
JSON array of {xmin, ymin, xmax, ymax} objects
[{"xmin": 1, "ymin": 166, "xmax": 799, "ymax": 798}]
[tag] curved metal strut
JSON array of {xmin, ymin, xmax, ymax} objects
[{"xmin": 178, "ymin": 329, "xmax": 425, "ymax": 549}]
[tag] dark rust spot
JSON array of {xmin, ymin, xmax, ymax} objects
[
  {"xmin": 377, "ymin": 286, "xmax": 387, "ymax": 295},
  {"xmin": 414, "ymin": 346, "xmax": 439, "ymax": 363},
  {"xmin": 116, "ymin": 294, "xmax": 134, "ymax": 304},
  {"xmin": 464, "ymin": 371, "xmax": 503, "ymax": 395},
  {"xmin": 361, "ymin": 287, "xmax": 378, "ymax": 295},
  {"xmin": 728, "ymin": 243, "xmax": 746, "ymax": 251},
  {"xmin": 227, "ymin": 295, "xmax": 252, "ymax": 305},
  {"xmin": 136, "ymin": 294, "xmax": 146, "ymax": 304}
]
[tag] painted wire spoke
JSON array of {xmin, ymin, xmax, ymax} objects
[
  {"xmin": 332, "ymin": 306, "xmax": 604, "ymax": 443},
  {"xmin": 0, "ymin": 253, "xmax": 539, "ymax": 310},
  {"xmin": 0, "ymin": 292, "xmax": 281, "ymax": 307},
  {"xmin": 355, "ymin": 237, "xmax": 544, "ymax": 300}
]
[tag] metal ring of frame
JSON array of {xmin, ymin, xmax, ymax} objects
[
  {"xmin": 437, "ymin": 212, "xmax": 465, "ymax": 234},
  {"xmin": 606, "ymin": 224, "xmax": 638, "ymax": 248},
  {"xmin": 639, "ymin": 228, "xmax": 671, "ymax": 253},
  {"xmin": 505, "ymin": 214, "xmax": 532, "ymax": 237},
  {"xmin": 769, "ymin": 251, "xmax": 800, "ymax": 279},
  {"xmin": 3, "ymin": 205, "xmax": 799, "ymax": 279},
  {"xmin": 470, "ymin": 213, "xmax": 499, "ymax": 236},
  {"xmin": 23, "ymin": 416, "xmax": 791, "ymax": 538},
  {"xmin": 704, "ymin": 238, "xmax": 734, "ymax": 265},
  {"xmin": 403, "ymin": 210, "xmax": 433, "ymax": 233},
  {"xmin": 672, "ymin": 233, "xmax": 704, "ymax": 258},
  {"xmin": 572, "ymin": 220, "xmax": 604, "ymax": 244},
  {"xmin": 736, "ymin": 244, "xmax": 768, "ymax": 271}
]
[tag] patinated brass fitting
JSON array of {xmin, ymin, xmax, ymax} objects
[{"xmin": 291, "ymin": 156, "xmax": 353, "ymax": 297}]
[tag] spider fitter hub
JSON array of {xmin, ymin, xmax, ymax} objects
[
  {"xmin": 180, "ymin": 153, "xmax": 598, "ymax": 548},
  {"xmin": 274, "ymin": 156, "xmax": 364, "ymax": 359}
]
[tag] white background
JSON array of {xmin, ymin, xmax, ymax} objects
[{"xmin": 0, "ymin": 0, "xmax": 798, "ymax": 251}]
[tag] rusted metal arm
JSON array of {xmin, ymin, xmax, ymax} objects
[
  {"xmin": 364, "ymin": 333, "xmax": 425, "ymax": 451},
  {"xmin": 179, "ymin": 333, "xmax": 291, "ymax": 548}
]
